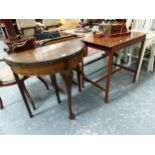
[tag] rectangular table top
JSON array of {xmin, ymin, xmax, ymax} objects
[{"xmin": 82, "ymin": 32, "xmax": 146, "ymax": 50}]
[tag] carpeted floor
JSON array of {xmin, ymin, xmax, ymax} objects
[{"xmin": 0, "ymin": 40, "xmax": 155, "ymax": 135}]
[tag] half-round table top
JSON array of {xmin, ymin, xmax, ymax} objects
[{"xmin": 5, "ymin": 40, "xmax": 85, "ymax": 65}]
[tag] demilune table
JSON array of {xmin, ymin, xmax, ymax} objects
[
  {"xmin": 82, "ymin": 32, "xmax": 146, "ymax": 103},
  {"xmin": 5, "ymin": 40, "xmax": 85, "ymax": 120}
]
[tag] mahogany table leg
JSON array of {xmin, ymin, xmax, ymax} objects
[
  {"xmin": 133, "ymin": 39, "xmax": 146, "ymax": 83},
  {"xmin": 21, "ymin": 82, "xmax": 36, "ymax": 110},
  {"xmin": 44, "ymin": 76, "xmax": 64, "ymax": 93},
  {"xmin": 105, "ymin": 51, "xmax": 113, "ymax": 103},
  {"xmin": 81, "ymin": 61, "xmax": 85, "ymax": 88},
  {"xmin": 13, "ymin": 73, "xmax": 33, "ymax": 118},
  {"xmin": 0, "ymin": 97, "xmax": 4, "ymax": 109},
  {"xmin": 61, "ymin": 70, "xmax": 76, "ymax": 120},
  {"xmin": 50, "ymin": 74, "xmax": 61, "ymax": 104},
  {"xmin": 37, "ymin": 76, "xmax": 49, "ymax": 90}
]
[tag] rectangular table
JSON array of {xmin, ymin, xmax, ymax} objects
[{"xmin": 82, "ymin": 32, "xmax": 146, "ymax": 103}]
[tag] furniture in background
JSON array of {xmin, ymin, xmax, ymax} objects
[
  {"xmin": 0, "ymin": 19, "xmax": 19, "ymax": 39},
  {"xmin": 127, "ymin": 32, "xmax": 155, "ymax": 73},
  {"xmin": 4, "ymin": 40, "xmax": 85, "ymax": 120},
  {"xmin": 4, "ymin": 36, "xmax": 36, "ymax": 54},
  {"xmin": 1, "ymin": 19, "xmax": 36, "ymax": 54},
  {"xmin": 144, "ymin": 34, "xmax": 155, "ymax": 72},
  {"xmin": 42, "ymin": 19, "xmax": 81, "ymax": 32},
  {"xmin": 0, "ymin": 68, "xmax": 36, "ymax": 111},
  {"xmin": 82, "ymin": 32, "xmax": 146, "ymax": 103},
  {"xmin": 16, "ymin": 19, "xmax": 36, "ymax": 36},
  {"xmin": 35, "ymin": 31, "xmax": 79, "ymax": 46},
  {"xmin": 0, "ymin": 19, "xmax": 19, "ymax": 40},
  {"xmin": 78, "ymin": 19, "xmax": 103, "ymax": 27},
  {"xmin": 0, "ymin": 26, "xmax": 4, "ymax": 39},
  {"xmin": 130, "ymin": 19, "xmax": 155, "ymax": 73},
  {"xmin": 127, "ymin": 20, "xmax": 153, "ymax": 65},
  {"xmin": 42, "ymin": 19, "xmax": 61, "ymax": 31},
  {"xmin": 118, "ymin": 19, "xmax": 155, "ymax": 74},
  {"xmin": 58, "ymin": 19, "xmax": 80, "ymax": 31}
]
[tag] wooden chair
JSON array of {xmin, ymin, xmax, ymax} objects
[
  {"xmin": 0, "ymin": 60, "xmax": 36, "ymax": 111},
  {"xmin": 127, "ymin": 20, "xmax": 153, "ymax": 66},
  {"xmin": 0, "ymin": 56, "xmax": 50, "ymax": 117},
  {"xmin": 116, "ymin": 19, "xmax": 155, "ymax": 80}
]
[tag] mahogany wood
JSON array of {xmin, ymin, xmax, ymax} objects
[
  {"xmin": 1, "ymin": 19, "xmax": 18, "ymax": 40},
  {"xmin": 5, "ymin": 40, "xmax": 85, "ymax": 119},
  {"xmin": 105, "ymin": 50, "xmax": 113, "ymax": 103},
  {"xmin": 82, "ymin": 32, "xmax": 146, "ymax": 102},
  {"xmin": 13, "ymin": 72, "xmax": 33, "ymax": 118},
  {"xmin": 0, "ymin": 97, "xmax": 4, "ymax": 109},
  {"xmin": 21, "ymin": 82, "xmax": 36, "ymax": 110},
  {"xmin": 0, "ymin": 65, "xmax": 50, "ymax": 115},
  {"xmin": 49, "ymin": 74, "xmax": 61, "ymax": 104},
  {"xmin": 61, "ymin": 70, "xmax": 75, "ymax": 120},
  {"xmin": 1, "ymin": 20, "xmax": 36, "ymax": 54},
  {"xmin": 37, "ymin": 76, "xmax": 49, "ymax": 90},
  {"xmin": 94, "ymin": 67, "xmax": 122, "ymax": 83},
  {"xmin": 93, "ymin": 31, "xmax": 131, "ymax": 38}
]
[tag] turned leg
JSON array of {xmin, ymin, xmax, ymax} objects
[
  {"xmin": 21, "ymin": 81, "xmax": 36, "ymax": 110},
  {"xmin": 13, "ymin": 73, "xmax": 33, "ymax": 118},
  {"xmin": 0, "ymin": 97, "xmax": 4, "ymax": 109},
  {"xmin": 61, "ymin": 70, "xmax": 75, "ymax": 120},
  {"xmin": 37, "ymin": 76, "xmax": 49, "ymax": 90},
  {"xmin": 50, "ymin": 74, "xmax": 61, "ymax": 104}
]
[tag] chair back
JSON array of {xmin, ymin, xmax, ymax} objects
[
  {"xmin": 43, "ymin": 19, "xmax": 60, "ymax": 27},
  {"xmin": 16, "ymin": 19, "xmax": 36, "ymax": 35},
  {"xmin": 129, "ymin": 19, "xmax": 153, "ymax": 33}
]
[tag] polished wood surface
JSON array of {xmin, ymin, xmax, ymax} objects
[
  {"xmin": 5, "ymin": 40, "xmax": 84, "ymax": 76},
  {"xmin": 83, "ymin": 32, "xmax": 146, "ymax": 50},
  {"xmin": 5, "ymin": 40, "xmax": 84, "ymax": 65}
]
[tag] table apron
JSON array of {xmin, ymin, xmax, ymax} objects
[
  {"xmin": 83, "ymin": 36, "xmax": 146, "ymax": 54},
  {"xmin": 112, "ymin": 36, "xmax": 146, "ymax": 52},
  {"xmin": 10, "ymin": 52, "xmax": 83, "ymax": 76}
]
